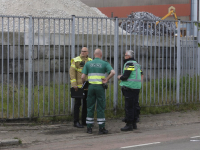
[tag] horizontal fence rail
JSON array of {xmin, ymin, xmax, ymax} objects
[{"xmin": 0, "ymin": 15, "xmax": 199, "ymax": 119}]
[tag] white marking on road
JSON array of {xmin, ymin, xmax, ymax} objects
[
  {"xmin": 190, "ymin": 136, "xmax": 200, "ymax": 139},
  {"xmin": 190, "ymin": 140, "xmax": 200, "ymax": 142},
  {"xmin": 121, "ymin": 142, "xmax": 161, "ymax": 149}
]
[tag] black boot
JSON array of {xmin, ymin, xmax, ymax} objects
[
  {"xmin": 87, "ymin": 127, "xmax": 92, "ymax": 134},
  {"xmin": 121, "ymin": 123, "xmax": 133, "ymax": 131},
  {"xmin": 74, "ymin": 122, "xmax": 84, "ymax": 128},
  {"xmin": 122, "ymin": 118, "xmax": 126, "ymax": 122},
  {"xmin": 99, "ymin": 127, "xmax": 108, "ymax": 134},
  {"xmin": 132, "ymin": 122, "xmax": 137, "ymax": 129}
]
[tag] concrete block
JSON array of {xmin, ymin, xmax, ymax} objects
[
  {"xmin": 0, "ymin": 32, "xmax": 24, "ymax": 45},
  {"xmin": 50, "ymin": 33, "xmax": 71, "ymax": 45},
  {"xmin": 50, "ymin": 59, "xmax": 69, "ymax": 72},
  {"xmin": 25, "ymin": 33, "xmax": 50, "ymax": 45},
  {"xmin": 0, "ymin": 139, "xmax": 20, "ymax": 146},
  {"xmin": 74, "ymin": 34, "xmax": 98, "ymax": 46},
  {"xmin": 9, "ymin": 46, "xmax": 37, "ymax": 59},
  {"xmin": 27, "ymin": 59, "xmax": 49, "ymax": 72},
  {"xmin": 0, "ymin": 46, "xmax": 9, "ymax": 59}
]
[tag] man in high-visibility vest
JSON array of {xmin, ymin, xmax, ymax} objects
[
  {"xmin": 118, "ymin": 50, "xmax": 143, "ymax": 131},
  {"xmin": 70, "ymin": 47, "xmax": 92, "ymax": 128},
  {"xmin": 81, "ymin": 49, "xmax": 115, "ymax": 134}
]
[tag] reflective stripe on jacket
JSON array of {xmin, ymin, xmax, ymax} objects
[
  {"xmin": 120, "ymin": 60, "xmax": 142, "ymax": 89},
  {"xmin": 70, "ymin": 55, "xmax": 92, "ymax": 88}
]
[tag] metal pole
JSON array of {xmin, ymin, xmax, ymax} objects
[
  {"xmin": 71, "ymin": 15, "xmax": 76, "ymax": 114},
  {"xmin": 113, "ymin": 17, "xmax": 119, "ymax": 112},
  {"xmin": 176, "ymin": 20, "xmax": 181, "ymax": 105},
  {"xmin": 28, "ymin": 16, "xmax": 33, "ymax": 118},
  {"xmin": 198, "ymin": 26, "xmax": 200, "ymax": 76}
]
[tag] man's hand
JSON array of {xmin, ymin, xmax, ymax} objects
[
  {"xmin": 102, "ymin": 78, "xmax": 108, "ymax": 84},
  {"xmin": 74, "ymin": 86, "xmax": 78, "ymax": 91},
  {"xmin": 117, "ymin": 75, "xmax": 122, "ymax": 80}
]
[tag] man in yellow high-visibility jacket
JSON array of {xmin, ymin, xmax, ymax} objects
[{"xmin": 70, "ymin": 47, "xmax": 92, "ymax": 128}]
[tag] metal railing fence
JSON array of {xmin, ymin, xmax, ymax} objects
[{"xmin": 0, "ymin": 15, "xmax": 199, "ymax": 119}]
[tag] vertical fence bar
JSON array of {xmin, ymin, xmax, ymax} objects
[
  {"xmin": 198, "ymin": 23, "xmax": 200, "ymax": 101},
  {"xmin": 154, "ymin": 22, "xmax": 157, "ymax": 105},
  {"xmin": 71, "ymin": 15, "xmax": 76, "ymax": 114},
  {"xmin": 77, "ymin": 18, "xmax": 79, "ymax": 54},
  {"xmin": 12, "ymin": 17, "xmax": 15, "ymax": 118},
  {"xmin": 37, "ymin": 19, "xmax": 40, "ymax": 116},
  {"xmin": 23, "ymin": 18, "xmax": 26, "ymax": 117},
  {"xmin": 53, "ymin": 19, "xmax": 55, "ymax": 115},
  {"xmin": 109, "ymin": 19, "xmax": 112, "ymax": 107},
  {"xmin": 192, "ymin": 22, "xmax": 195, "ymax": 102},
  {"xmin": 1, "ymin": 17, "xmax": 4, "ymax": 118},
  {"xmin": 146, "ymin": 21, "xmax": 149, "ymax": 105},
  {"xmin": 68, "ymin": 19, "xmax": 71, "ymax": 114},
  {"xmin": 176, "ymin": 20, "xmax": 181, "ymax": 105},
  {"xmin": 43, "ymin": 19, "xmax": 45, "ymax": 116},
  {"xmin": 48, "ymin": 19, "xmax": 50, "ymax": 115},
  {"xmin": 158, "ymin": 23, "xmax": 161, "ymax": 105},
  {"xmin": 63, "ymin": 19, "xmax": 66, "ymax": 114},
  {"xmin": 7, "ymin": 17, "xmax": 10, "ymax": 118},
  {"xmin": 150, "ymin": 22, "xmax": 152, "ymax": 105},
  {"xmin": 28, "ymin": 16, "xmax": 33, "ymax": 118},
  {"xmin": 58, "ymin": 19, "xmax": 61, "ymax": 114},
  {"xmin": 32, "ymin": 18, "xmax": 35, "ymax": 116},
  {"xmin": 161, "ymin": 24, "xmax": 164, "ymax": 105},
  {"xmin": 113, "ymin": 17, "xmax": 119, "ymax": 112},
  {"xmin": 169, "ymin": 23, "xmax": 172, "ymax": 104}
]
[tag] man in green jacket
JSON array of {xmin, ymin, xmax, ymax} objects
[
  {"xmin": 118, "ymin": 50, "xmax": 143, "ymax": 131},
  {"xmin": 81, "ymin": 49, "xmax": 115, "ymax": 134}
]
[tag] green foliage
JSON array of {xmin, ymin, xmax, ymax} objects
[{"xmin": 0, "ymin": 75, "xmax": 199, "ymax": 119}]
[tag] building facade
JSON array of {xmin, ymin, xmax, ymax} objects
[{"xmin": 80, "ymin": 0, "xmax": 193, "ymax": 21}]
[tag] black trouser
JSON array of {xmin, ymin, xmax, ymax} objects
[
  {"xmin": 122, "ymin": 88, "xmax": 140, "ymax": 123},
  {"xmin": 74, "ymin": 91, "xmax": 87, "ymax": 124}
]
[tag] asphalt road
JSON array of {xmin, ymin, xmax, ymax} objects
[{"xmin": 5, "ymin": 122, "xmax": 200, "ymax": 150}]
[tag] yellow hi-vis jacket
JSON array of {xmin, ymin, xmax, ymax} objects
[{"xmin": 69, "ymin": 55, "xmax": 92, "ymax": 88}]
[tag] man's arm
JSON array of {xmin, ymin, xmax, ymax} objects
[
  {"xmin": 81, "ymin": 74, "xmax": 86, "ymax": 84},
  {"xmin": 141, "ymin": 74, "xmax": 144, "ymax": 82},
  {"xmin": 102, "ymin": 70, "xmax": 115, "ymax": 84},
  {"xmin": 69, "ymin": 61, "xmax": 78, "ymax": 91},
  {"xmin": 118, "ymin": 63, "xmax": 133, "ymax": 80}
]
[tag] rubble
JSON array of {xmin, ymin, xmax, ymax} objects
[{"xmin": 120, "ymin": 12, "xmax": 177, "ymax": 36}]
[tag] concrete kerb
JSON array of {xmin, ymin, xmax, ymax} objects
[{"xmin": 0, "ymin": 139, "xmax": 20, "ymax": 146}]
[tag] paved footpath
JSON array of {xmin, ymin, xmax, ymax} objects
[{"xmin": 0, "ymin": 110, "xmax": 200, "ymax": 148}]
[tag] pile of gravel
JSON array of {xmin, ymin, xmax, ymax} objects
[{"xmin": 0, "ymin": 0, "xmax": 123, "ymax": 34}]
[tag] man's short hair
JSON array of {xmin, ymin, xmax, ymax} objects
[{"xmin": 126, "ymin": 50, "xmax": 134, "ymax": 58}]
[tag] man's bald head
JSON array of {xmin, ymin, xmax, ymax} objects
[{"xmin": 94, "ymin": 49, "xmax": 102, "ymax": 58}]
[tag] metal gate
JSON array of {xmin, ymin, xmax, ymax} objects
[{"xmin": 0, "ymin": 15, "xmax": 200, "ymax": 119}]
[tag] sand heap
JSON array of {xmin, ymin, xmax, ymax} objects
[{"xmin": 0, "ymin": 0, "xmax": 122, "ymax": 34}]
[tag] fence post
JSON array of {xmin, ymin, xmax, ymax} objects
[
  {"xmin": 176, "ymin": 20, "xmax": 181, "ymax": 105},
  {"xmin": 28, "ymin": 15, "xmax": 33, "ymax": 118},
  {"xmin": 113, "ymin": 17, "xmax": 119, "ymax": 112},
  {"xmin": 198, "ymin": 26, "xmax": 200, "ymax": 76},
  {"xmin": 71, "ymin": 15, "xmax": 76, "ymax": 114}
]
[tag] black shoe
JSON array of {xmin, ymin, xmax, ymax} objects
[
  {"xmin": 87, "ymin": 127, "xmax": 92, "ymax": 134},
  {"xmin": 99, "ymin": 127, "xmax": 108, "ymax": 134},
  {"xmin": 121, "ymin": 124, "xmax": 133, "ymax": 131},
  {"xmin": 132, "ymin": 123, "xmax": 137, "ymax": 129},
  {"xmin": 136, "ymin": 117, "xmax": 140, "ymax": 123},
  {"xmin": 122, "ymin": 118, "xmax": 126, "ymax": 122},
  {"xmin": 74, "ymin": 122, "xmax": 84, "ymax": 128}
]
